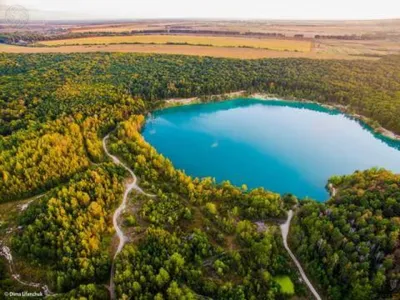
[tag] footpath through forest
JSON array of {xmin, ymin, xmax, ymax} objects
[
  {"xmin": 103, "ymin": 132, "xmax": 323, "ymax": 300},
  {"xmin": 102, "ymin": 134, "xmax": 155, "ymax": 300},
  {"xmin": 281, "ymin": 210, "xmax": 322, "ymax": 300},
  {"xmin": 0, "ymin": 135, "xmax": 324, "ymax": 300},
  {"xmin": 0, "ymin": 243, "xmax": 52, "ymax": 296}
]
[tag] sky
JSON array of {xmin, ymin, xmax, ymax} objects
[{"xmin": 2, "ymin": 0, "xmax": 399, "ymax": 20}]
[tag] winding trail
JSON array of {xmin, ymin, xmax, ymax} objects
[
  {"xmin": 0, "ymin": 192, "xmax": 54, "ymax": 296},
  {"xmin": 102, "ymin": 134, "xmax": 154, "ymax": 299},
  {"xmin": 0, "ymin": 244, "xmax": 52, "ymax": 296},
  {"xmin": 103, "ymin": 133, "xmax": 322, "ymax": 299},
  {"xmin": 281, "ymin": 210, "xmax": 322, "ymax": 300},
  {"xmin": 18, "ymin": 192, "xmax": 49, "ymax": 212}
]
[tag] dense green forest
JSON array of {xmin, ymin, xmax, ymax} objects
[
  {"xmin": 290, "ymin": 169, "xmax": 400, "ymax": 299},
  {"xmin": 12, "ymin": 164, "xmax": 126, "ymax": 291},
  {"xmin": 1, "ymin": 53, "xmax": 400, "ymax": 137},
  {"xmin": 0, "ymin": 52, "xmax": 399, "ymax": 298},
  {"xmin": 108, "ymin": 117, "xmax": 300, "ymax": 299}
]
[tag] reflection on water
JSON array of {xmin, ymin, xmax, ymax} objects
[{"xmin": 143, "ymin": 99, "xmax": 400, "ymax": 201}]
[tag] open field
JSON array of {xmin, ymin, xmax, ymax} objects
[
  {"xmin": 1, "ymin": 19, "xmax": 399, "ymax": 57},
  {"xmin": 70, "ymin": 21, "xmax": 186, "ymax": 33},
  {"xmin": 1, "ymin": 19, "xmax": 399, "ymax": 58},
  {"xmin": 39, "ymin": 35, "xmax": 313, "ymax": 52},
  {"xmin": 315, "ymin": 39, "xmax": 400, "ymax": 56},
  {"xmin": 1, "ymin": 18, "xmax": 399, "ymax": 38},
  {"xmin": 68, "ymin": 19, "xmax": 400, "ymax": 37},
  {"xmin": 0, "ymin": 44, "xmax": 379, "ymax": 60},
  {"xmin": 196, "ymin": 19, "xmax": 400, "ymax": 38}
]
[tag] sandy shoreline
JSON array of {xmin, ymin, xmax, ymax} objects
[
  {"xmin": 164, "ymin": 91, "xmax": 246, "ymax": 105},
  {"xmin": 164, "ymin": 91, "xmax": 400, "ymax": 142}
]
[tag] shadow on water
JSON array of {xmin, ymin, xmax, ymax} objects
[
  {"xmin": 150, "ymin": 98, "xmax": 400, "ymax": 151},
  {"xmin": 143, "ymin": 98, "xmax": 400, "ymax": 201},
  {"xmin": 350, "ymin": 118, "xmax": 400, "ymax": 151}
]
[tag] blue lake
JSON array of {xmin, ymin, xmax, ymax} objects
[{"xmin": 142, "ymin": 99, "xmax": 400, "ymax": 201}]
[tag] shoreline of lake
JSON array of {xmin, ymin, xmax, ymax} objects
[
  {"xmin": 145, "ymin": 99, "xmax": 400, "ymax": 201},
  {"xmin": 163, "ymin": 91, "xmax": 400, "ymax": 142}
]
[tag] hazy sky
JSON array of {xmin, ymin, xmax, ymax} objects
[{"xmin": 3, "ymin": 0, "xmax": 400, "ymax": 20}]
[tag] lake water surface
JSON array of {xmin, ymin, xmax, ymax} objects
[{"xmin": 142, "ymin": 99, "xmax": 400, "ymax": 201}]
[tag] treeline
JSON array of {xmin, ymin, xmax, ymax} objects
[
  {"xmin": 0, "ymin": 31, "xmax": 129, "ymax": 45},
  {"xmin": 314, "ymin": 33, "xmax": 392, "ymax": 40},
  {"xmin": 290, "ymin": 169, "xmax": 400, "ymax": 299},
  {"xmin": 0, "ymin": 30, "xmax": 300, "ymax": 46},
  {"xmin": 110, "ymin": 117, "xmax": 302, "ymax": 299},
  {"xmin": 1, "ymin": 30, "xmax": 391, "ymax": 46}
]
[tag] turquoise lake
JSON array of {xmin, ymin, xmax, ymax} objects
[{"xmin": 142, "ymin": 99, "xmax": 400, "ymax": 201}]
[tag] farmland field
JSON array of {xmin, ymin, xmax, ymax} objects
[
  {"xmin": 0, "ymin": 43, "xmax": 377, "ymax": 60},
  {"xmin": 40, "ymin": 35, "xmax": 313, "ymax": 52},
  {"xmin": 70, "ymin": 22, "xmax": 186, "ymax": 33},
  {"xmin": 67, "ymin": 19, "xmax": 400, "ymax": 38},
  {"xmin": 315, "ymin": 39, "xmax": 400, "ymax": 56}
]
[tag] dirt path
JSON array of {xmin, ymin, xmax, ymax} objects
[
  {"xmin": 17, "ymin": 192, "xmax": 49, "ymax": 212},
  {"xmin": 0, "ymin": 244, "xmax": 52, "ymax": 296},
  {"xmin": 102, "ymin": 134, "xmax": 154, "ymax": 299},
  {"xmin": 281, "ymin": 210, "xmax": 322, "ymax": 300},
  {"xmin": 0, "ymin": 191, "xmax": 54, "ymax": 296},
  {"xmin": 104, "ymin": 133, "xmax": 321, "ymax": 299}
]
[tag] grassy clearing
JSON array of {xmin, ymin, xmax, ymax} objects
[
  {"xmin": 274, "ymin": 276, "xmax": 295, "ymax": 295},
  {"xmin": 40, "ymin": 35, "xmax": 312, "ymax": 52}
]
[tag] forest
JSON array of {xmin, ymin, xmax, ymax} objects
[
  {"xmin": 1, "ymin": 53, "xmax": 399, "ymax": 136},
  {"xmin": 109, "ymin": 117, "xmax": 299, "ymax": 299},
  {"xmin": 0, "ymin": 52, "xmax": 399, "ymax": 299},
  {"xmin": 290, "ymin": 169, "xmax": 400, "ymax": 299},
  {"xmin": 12, "ymin": 164, "xmax": 126, "ymax": 291}
]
